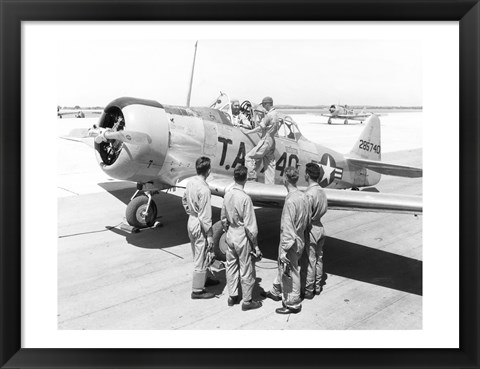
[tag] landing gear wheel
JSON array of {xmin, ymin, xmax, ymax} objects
[
  {"xmin": 352, "ymin": 187, "xmax": 360, "ymax": 191},
  {"xmin": 328, "ymin": 118, "xmax": 332, "ymax": 124},
  {"xmin": 344, "ymin": 119, "xmax": 348, "ymax": 124},
  {"xmin": 212, "ymin": 221, "xmax": 228, "ymax": 261},
  {"xmin": 126, "ymin": 195, "xmax": 158, "ymax": 228}
]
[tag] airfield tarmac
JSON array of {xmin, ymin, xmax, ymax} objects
[{"xmin": 58, "ymin": 111, "xmax": 422, "ymax": 330}]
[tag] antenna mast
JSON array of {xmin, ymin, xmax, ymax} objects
[{"xmin": 186, "ymin": 40, "xmax": 198, "ymax": 107}]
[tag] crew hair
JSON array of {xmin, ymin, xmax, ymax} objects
[
  {"xmin": 285, "ymin": 166, "xmax": 299, "ymax": 184},
  {"xmin": 233, "ymin": 165, "xmax": 248, "ymax": 183},
  {"xmin": 195, "ymin": 156, "xmax": 211, "ymax": 176},
  {"xmin": 306, "ymin": 162, "xmax": 321, "ymax": 180}
]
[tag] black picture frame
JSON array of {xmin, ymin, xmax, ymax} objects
[{"xmin": 1, "ymin": 0, "xmax": 478, "ymax": 368}]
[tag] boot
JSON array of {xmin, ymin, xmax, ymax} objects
[
  {"xmin": 242, "ymin": 300, "xmax": 262, "ymax": 311},
  {"xmin": 191, "ymin": 290, "xmax": 215, "ymax": 299}
]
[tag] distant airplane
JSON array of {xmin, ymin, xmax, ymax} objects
[
  {"xmin": 57, "ymin": 107, "xmax": 102, "ymax": 119},
  {"xmin": 322, "ymin": 104, "xmax": 373, "ymax": 124}
]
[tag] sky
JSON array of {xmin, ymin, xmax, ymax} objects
[{"xmin": 57, "ymin": 31, "xmax": 422, "ymax": 108}]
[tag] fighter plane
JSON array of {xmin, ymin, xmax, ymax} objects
[
  {"xmin": 64, "ymin": 91, "xmax": 422, "ymax": 259},
  {"xmin": 322, "ymin": 104, "xmax": 373, "ymax": 124}
]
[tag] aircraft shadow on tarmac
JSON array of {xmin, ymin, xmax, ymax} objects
[
  {"xmin": 324, "ymin": 237, "xmax": 422, "ymax": 296},
  {"xmin": 99, "ymin": 182, "xmax": 421, "ymax": 296},
  {"xmin": 99, "ymin": 183, "xmax": 210, "ymax": 248}
]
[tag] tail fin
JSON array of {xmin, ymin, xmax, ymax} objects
[{"xmin": 349, "ymin": 114, "xmax": 381, "ymax": 160}]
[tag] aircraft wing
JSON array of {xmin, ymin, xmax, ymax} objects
[
  {"xmin": 337, "ymin": 114, "xmax": 371, "ymax": 119},
  {"xmin": 351, "ymin": 114, "xmax": 372, "ymax": 119},
  {"xmin": 321, "ymin": 113, "xmax": 377, "ymax": 120},
  {"xmin": 346, "ymin": 157, "xmax": 422, "ymax": 178},
  {"xmin": 208, "ymin": 178, "xmax": 422, "ymax": 214},
  {"xmin": 336, "ymin": 114, "xmax": 357, "ymax": 118}
]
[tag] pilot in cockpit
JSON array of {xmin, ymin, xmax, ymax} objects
[{"xmin": 231, "ymin": 99, "xmax": 252, "ymax": 129}]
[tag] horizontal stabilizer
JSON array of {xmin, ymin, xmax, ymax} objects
[
  {"xmin": 346, "ymin": 157, "xmax": 422, "ymax": 178},
  {"xmin": 208, "ymin": 178, "xmax": 422, "ymax": 215}
]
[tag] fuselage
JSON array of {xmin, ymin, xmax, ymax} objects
[{"xmin": 94, "ymin": 97, "xmax": 380, "ymax": 191}]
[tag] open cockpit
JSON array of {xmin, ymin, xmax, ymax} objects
[{"xmin": 209, "ymin": 92, "xmax": 303, "ymax": 141}]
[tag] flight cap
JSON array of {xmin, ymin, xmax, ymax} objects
[{"xmin": 261, "ymin": 96, "xmax": 273, "ymax": 105}]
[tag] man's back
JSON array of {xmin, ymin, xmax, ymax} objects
[
  {"xmin": 280, "ymin": 189, "xmax": 310, "ymax": 251},
  {"xmin": 260, "ymin": 108, "xmax": 280, "ymax": 142},
  {"xmin": 182, "ymin": 176, "xmax": 212, "ymax": 230},
  {"xmin": 305, "ymin": 183, "xmax": 328, "ymax": 226},
  {"xmin": 222, "ymin": 186, "xmax": 258, "ymax": 243},
  {"xmin": 223, "ymin": 188, "xmax": 254, "ymax": 226}
]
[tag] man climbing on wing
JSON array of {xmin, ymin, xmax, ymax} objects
[{"xmin": 241, "ymin": 96, "xmax": 280, "ymax": 185}]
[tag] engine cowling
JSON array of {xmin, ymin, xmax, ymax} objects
[{"xmin": 95, "ymin": 97, "xmax": 170, "ymax": 186}]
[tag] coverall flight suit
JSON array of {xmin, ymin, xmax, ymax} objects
[
  {"xmin": 220, "ymin": 184, "xmax": 258, "ymax": 302},
  {"xmin": 270, "ymin": 188, "xmax": 310, "ymax": 310},
  {"xmin": 232, "ymin": 112, "xmax": 251, "ymax": 129},
  {"xmin": 182, "ymin": 176, "xmax": 213, "ymax": 293},
  {"xmin": 301, "ymin": 182, "xmax": 328, "ymax": 295},
  {"xmin": 245, "ymin": 108, "xmax": 280, "ymax": 185}
]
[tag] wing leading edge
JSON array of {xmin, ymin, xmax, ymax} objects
[
  {"xmin": 207, "ymin": 178, "xmax": 422, "ymax": 215},
  {"xmin": 320, "ymin": 114, "xmax": 371, "ymax": 119}
]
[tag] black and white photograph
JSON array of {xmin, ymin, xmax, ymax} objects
[
  {"xmin": 57, "ymin": 37, "xmax": 423, "ymax": 330},
  {"xmin": 20, "ymin": 22, "xmax": 459, "ymax": 349}
]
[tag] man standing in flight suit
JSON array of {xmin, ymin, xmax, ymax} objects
[
  {"xmin": 221, "ymin": 166, "xmax": 263, "ymax": 311},
  {"xmin": 262, "ymin": 167, "xmax": 311, "ymax": 314},
  {"xmin": 182, "ymin": 156, "xmax": 220, "ymax": 299},
  {"xmin": 241, "ymin": 96, "xmax": 280, "ymax": 185},
  {"xmin": 301, "ymin": 163, "xmax": 328, "ymax": 299}
]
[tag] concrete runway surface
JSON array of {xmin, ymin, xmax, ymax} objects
[{"xmin": 58, "ymin": 111, "xmax": 422, "ymax": 330}]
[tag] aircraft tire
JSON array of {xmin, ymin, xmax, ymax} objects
[
  {"xmin": 212, "ymin": 221, "xmax": 227, "ymax": 262},
  {"xmin": 344, "ymin": 119, "xmax": 348, "ymax": 124},
  {"xmin": 125, "ymin": 195, "xmax": 158, "ymax": 228},
  {"xmin": 328, "ymin": 118, "xmax": 331, "ymax": 124}
]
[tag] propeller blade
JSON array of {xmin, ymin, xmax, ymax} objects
[
  {"xmin": 65, "ymin": 127, "xmax": 151, "ymax": 145},
  {"xmin": 103, "ymin": 130, "xmax": 151, "ymax": 145},
  {"xmin": 67, "ymin": 128, "xmax": 90, "ymax": 138}
]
